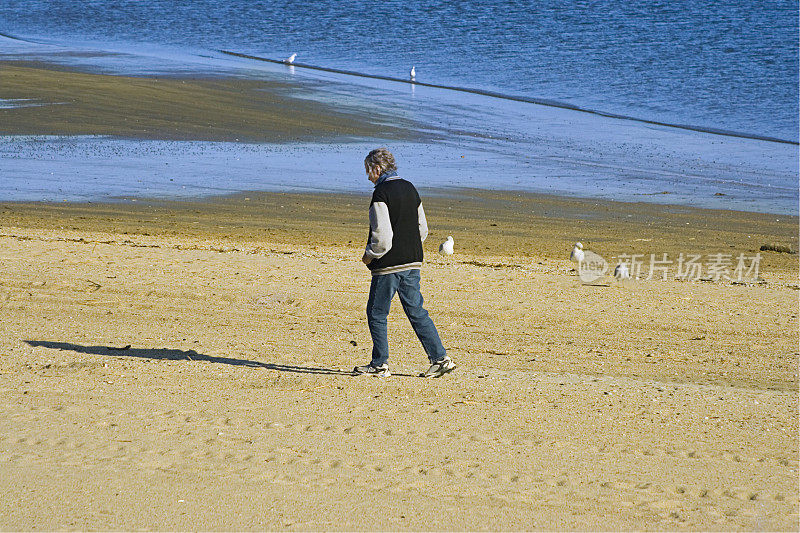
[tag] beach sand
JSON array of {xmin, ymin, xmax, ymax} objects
[
  {"xmin": 0, "ymin": 62, "xmax": 424, "ymax": 142},
  {"xmin": 0, "ymin": 191, "xmax": 797, "ymax": 530}
]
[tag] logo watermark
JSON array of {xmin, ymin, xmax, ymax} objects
[
  {"xmin": 575, "ymin": 252, "xmax": 762, "ymax": 283},
  {"xmin": 578, "ymin": 250, "xmax": 609, "ymax": 283}
]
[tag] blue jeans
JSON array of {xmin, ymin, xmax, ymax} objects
[{"xmin": 366, "ymin": 269, "xmax": 447, "ymax": 366}]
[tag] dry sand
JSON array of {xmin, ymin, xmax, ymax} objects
[{"xmin": 0, "ymin": 192, "xmax": 797, "ymax": 530}]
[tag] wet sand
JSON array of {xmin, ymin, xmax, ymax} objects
[
  {"xmin": 0, "ymin": 191, "xmax": 797, "ymax": 530},
  {"xmin": 3, "ymin": 189, "xmax": 798, "ymax": 285},
  {"xmin": 0, "ymin": 61, "xmax": 424, "ymax": 142}
]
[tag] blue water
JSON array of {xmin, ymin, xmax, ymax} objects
[
  {"xmin": 0, "ymin": 0, "xmax": 797, "ymax": 142},
  {"xmin": 0, "ymin": 1, "xmax": 797, "ymax": 214}
]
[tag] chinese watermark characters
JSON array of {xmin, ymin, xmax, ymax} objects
[{"xmin": 611, "ymin": 252, "xmax": 762, "ymax": 282}]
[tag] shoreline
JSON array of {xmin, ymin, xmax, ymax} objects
[
  {"xmin": 1, "ymin": 59, "xmax": 797, "ymax": 215},
  {"xmin": 221, "ymin": 50, "xmax": 799, "ymax": 146}
]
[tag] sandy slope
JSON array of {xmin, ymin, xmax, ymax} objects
[{"xmin": 0, "ymin": 221, "xmax": 796, "ymax": 530}]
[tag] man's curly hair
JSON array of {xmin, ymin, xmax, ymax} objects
[{"xmin": 364, "ymin": 147, "xmax": 397, "ymax": 175}]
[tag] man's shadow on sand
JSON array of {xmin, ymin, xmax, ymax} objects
[{"xmin": 24, "ymin": 340, "xmax": 366, "ymax": 376}]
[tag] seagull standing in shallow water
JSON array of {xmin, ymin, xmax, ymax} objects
[
  {"xmin": 285, "ymin": 53, "xmax": 297, "ymax": 64},
  {"xmin": 439, "ymin": 236, "xmax": 454, "ymax": 255},
  {"xmin": 410, "ymin": 66, "xmax": 416, "ymax": 81},
  {"xmin": 570, "ymin": 242, "xmax": 584, "ymax": 264}
]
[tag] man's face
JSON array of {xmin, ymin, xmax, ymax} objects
[{"xmin": 365, "ymin": 163, "xmax": 378, "ymax": 183}]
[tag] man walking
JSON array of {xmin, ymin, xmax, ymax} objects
[{"xmin": 353, "ymin": 148, "xmax": 455, "ymax": 378}]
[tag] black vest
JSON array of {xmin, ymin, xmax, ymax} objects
[{"xmin": 367, "ymin": 178, "xmax": 424, "ymax": 272}]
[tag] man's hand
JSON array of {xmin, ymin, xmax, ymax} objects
[{"xmin": 361, "ymin": 253, "xmax": 372, "ymax": 265}]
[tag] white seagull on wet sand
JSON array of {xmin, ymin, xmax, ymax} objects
[
  {"xmin": 284, "ymin": 53, "xmax": 297, "ymax": 64},
  {"xmin": 439, "ymin": 236, "xmax": 454, "ymax": 255},
  {"xmin": 570, "ymin": 242, "xmax": 584, "ymax": 263},
  {"xmin": 410, "ymin": 66, "xmax": 416, "ymax": 81}
]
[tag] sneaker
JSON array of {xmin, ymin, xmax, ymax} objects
[
  {"xmin": 420, "ymin": 356, "xmax": 455, "ymax": 378},
  {"xmin": 353, "ymin": 363, "xmax": 390, "ymax": 377}
]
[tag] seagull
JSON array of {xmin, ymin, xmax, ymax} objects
[
  {"xmin": 284, "ymin": 53, "xmax": 297, "ymax": 65},
  {"xmin": 439, "ymin": 236, "xmax": 454, "ymax": 255},
  {"xmin": 614, "ymin": 263, "xmax": 631, "ymax": 280},
  {"xmin": 410, "ymin": 66, "xmax": 416, "ymax": 81},
  {"xmin": 570, "ymin": 242, "xmax": 584, "ymax": 264}
]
